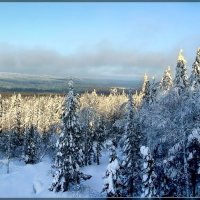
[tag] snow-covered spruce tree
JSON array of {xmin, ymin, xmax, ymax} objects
[
  {"xmin": 94, "ymin": 116, "xmax": 105, "ymax": 165},
  {"xmin": 85, "ymin": 121, "xmax": 94, "ymax": 166},
  {"xmin": 80, "ymin": 90, "xmax": 101, "ymax": 166},
  {"xmin": 80, "ymin": 107, "xmax": 95, "ymax": 166},
  {"xmin": 65, "ymin": 82, "xmax": 84, "ymax": 167},
  {"xmin": 23, "ymin": 125, "xmax": 38, "ymax": 164},
  {"xmin": 187, "ymin": 128, "xmax": 200, "ymax": 197},
  {"xmin": 142, "ymin": 73, "xmax": 148, "ymax": 93},
  {"xmin": 133, "ymin": 90, "xmax": 143, "ymax": 108},
  {"xmin": 123, "ymin": 90, "xmax": 142, "ymax": 196},
  {"xmin": 140, "ymin": 146, "xmax": 157, "ymax": 197},
  {"xmin": 164, "ymin": 122, "xmax": 199, "ymax": 197},
  {"xmin": 149, "ymin": 77, "xmax": 158, "ymax": 104},
  {"xmin": 163, "ymin": 142, "xmax": 185, "ymax": 197},
  {"xmin": 189, "ymin": 48, "xmax": 200, "ymax": 91},
  {"xmin": 107, "ymin": 88, "xmax": 127, "ymax": 144},
  {"xmin": 0, "ymin": 94, "xmax": 7, "ymax": 154},
  {"xmin": 174, "ymin": 49, "xmax": 188, "ymax": 92},
  {"xmin": 40, "ymin": 129, "xmax": 58, "ymax": 161},
  {"xmin": 0, "ymin": 94, "xmax": 2, "ymax": 134},
  {"xmin": 112, "ymin": 117, "xmax": 127, "ymax": 149},
  {"xmin": 102, "ymin": 142, "xmax": 124, "ymax": 197},
  {"xmin": 141, "ymin": 74, "xmax": 151, "ymax": 105},
  {"xmin": 154, "ymin": 158, "xmax": 170, "ymax": 197},
  {"xmin": 49, "ymin": 80, "xmax": 91, "ymax": 192},
  {"xmin": 12, "ymin": 94, "xmax": 24, "ymax": 155},
  {"xmin": 7, "ymin": 94, "xmax": 23, "ymax": 158},
  {"xmin": 160, "ymin": 66, "xmax": 173, "ymax": 92}
]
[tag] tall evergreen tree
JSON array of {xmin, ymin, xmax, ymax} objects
[
  {"xmin": 149, "ymin": 77, "xmax": 158, "ymax": 104},
  {"xmin": 9, "ymin": 94, "xmax": 23, "ymax": 157},
  {"xmin": 12, "ymin": 94, "xmax": 24, "ymax": 152},
  {"xmin": 95, "ymin": 117, "xmax": 105, "ymax": 165},
  {"xmin": 123, "ymin": 90, "xmax": 142, "ymax": 196},
  {"xmin": 0, "ymin": 94, "xmax": 3, "ymax": 134},
  {"xmin": 164, "ymin": 142, "xmax": 186, "ymax": 197},
  {"xmin": 189, "ymin": 48, "xmax": 200, "ymax": 91},
  {"xmin": 102, "ymin": 142, "xmax": 123, "ymax": 197},
  {"xmin": 23, "ymin": 125, "xmax": 38, "ymax": 164},
  {"xmin": 140, "ymin": 146, "xmax": 157, "ymax": 197},
  {"xmin": 49, "ymin": 80, "xmax": 91, "ymax": 192},
  {"xmin": 141, "ymin": 74, "xmax": 151, "ymax": 104},
  {"xmin": 160, "ymin": 66, "xmax": 173, "ymax": 92},
  {"xmin": 81, "ymin": 107, "xmax": 95, "ymax": 166},
  {"xmin": 174, "ymin": 49, "xmax": 188, "ymax": 91},
  {"xmin": 187, "ymin": 128, "xmax": 200, "ymax": 197}
]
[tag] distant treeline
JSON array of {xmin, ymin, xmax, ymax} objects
[{"xmin": 0, "ymin": 87, "xmax": 136, "ymax": 97}]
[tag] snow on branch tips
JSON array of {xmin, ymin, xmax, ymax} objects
[{"xmin": 178, "ymin": 49, "xmax": 187, "ymax": 64}]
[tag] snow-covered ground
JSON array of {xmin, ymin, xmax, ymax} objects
[{"xmin": 0, "ymin": 151, "xmax": 109, "ymax": 198}]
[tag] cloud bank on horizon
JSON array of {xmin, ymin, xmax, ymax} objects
[
  {"xmin": 0, "ymin": 3, "xmax": 199, "ymax": 80},
  {"xmin": 0, "ymin": 43, "xmax": 187, "ymax": 80}
]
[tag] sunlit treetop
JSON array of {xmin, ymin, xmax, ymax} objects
[{"xmin": 178, "ymin": 49, "xmax": 187, "ymax": 64}]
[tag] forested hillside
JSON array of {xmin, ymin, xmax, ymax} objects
[
  {"xmin": 0, "ymin": 49, "xmax": 200, "ymax": 197},
  {"xmin": 0, "ymin": 73, "xmax": 140, "ymax": 94}
]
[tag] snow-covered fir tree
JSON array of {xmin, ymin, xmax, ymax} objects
[
  {"xmin": 0, "ymin": 94, "xmax": 2, "ymax": 134},
  {"xmin": 140, "ymin": 146, "xmax": 157, "ymax": 197},
  {"xmin": 65, "ymin": 81, "xmax": 84, "ymax": 166},
  {"xmin": 133, "ymin": 90, "xmax": 143, "ymax": 108},
  {"xmin": 80, "ymin": 107, "xmax": 95, "ymax": 166},
  {"xmin": 23, "ymin": 125, "xmax": 38, "ymax": 164},
  {"xmin": 12, "ymin": 94, "xmax": 24, "ymax": 156},
  {"xmin": 94, "ymin": 117, "xmax": 105, "ymax": 165},
  {"xmin": 123, "ymin": 90, "xmax": 142, "ymax": 196},
  {"xmin": 102, "ymin": 142, "xmax": 124, "ymax": 197},
  {"xmin": 174, "ymin": 49, "xmax": 188, "ymax": 91},
  {"xmin": 141, "ymin": 74, "xmax": 151, "ymax": 104},
  {"xmin": 7, "ymin": 94, "xmax": 23, "ymax": 157},
  {"xmin": 149, "ymin": 77, "xmax": 158, "ymax": 104},
  {"xmin": 160, "ymin": 66, "xmax": 173, "ymax": 92},
  {"xmin": 40, "ymin": 130, "xmax": 58, "ymax": 161},
  {"xmin": 85, "ymin": 122, "xmax": 94, "ymax": 166},
  {"xmin": 189, "ymin": 48, "xmax": 200, "ymax": 91},
  {"xmin": 164, "ymin": 141, "xmax": 186, "ymax": 197},
  {"xmin": 187, "ymin": 128, "xmax": 200, "ymax": 197},
  {"xmin": 49, "ymin": 80, "xmax": 91, "ymax": 192}
]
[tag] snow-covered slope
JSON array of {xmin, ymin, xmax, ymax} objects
[{"xmin": 0, "ymin": 151, "xmax": 109, "ymax": 198}]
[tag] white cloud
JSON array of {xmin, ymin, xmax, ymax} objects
[{"xmin": 0, "ymin": 42, "xmax": 196, "ymax": 80}]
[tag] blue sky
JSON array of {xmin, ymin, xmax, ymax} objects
[{"xmin": 0, "ymin": 3, "xmax": 199, "ymax": 80}]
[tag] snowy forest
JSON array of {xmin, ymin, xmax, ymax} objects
[{"xmin": 0, "ymin": 48, "xmax": 200, "ymax": 197}]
